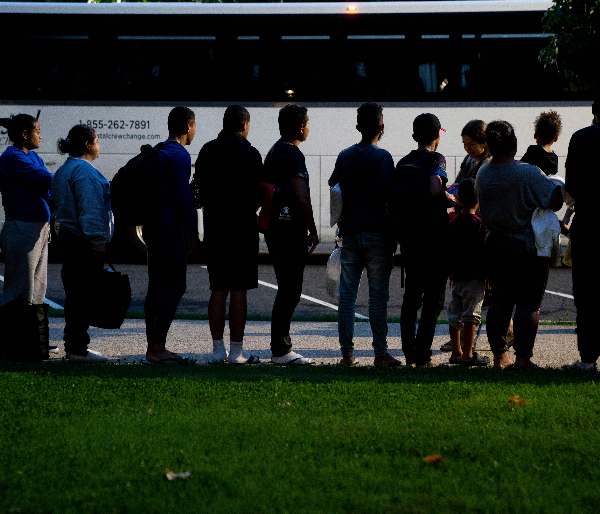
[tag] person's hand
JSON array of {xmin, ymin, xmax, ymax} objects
[
  {"xmin": 92, "ymin": 246, "xmax": 106, "ymax": 259},
  {"xmin": 188, "ymin": 234, "xmax": 200, "ymax": 256},
  {"xmin": 308, "ymin": 232, "xmax": 319, "ymax": 254},
  {"xmin": 560, "ymin": 220, "xmax": 570, "ymax": 236}
]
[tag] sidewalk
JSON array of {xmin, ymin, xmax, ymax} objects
[{"xmin": 46, "ymin": 319, "xmax": 580, "ymax": 368}]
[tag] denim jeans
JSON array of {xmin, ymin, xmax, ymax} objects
[{"xmin": 338, "ymin": 232, "xmax": 396, "ymax": 357}]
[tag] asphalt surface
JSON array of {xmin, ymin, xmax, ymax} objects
[{"xmin": 0, "ymin": 262, "xmax": 576, "ymax": 322}]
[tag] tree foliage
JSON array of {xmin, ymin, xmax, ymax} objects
[{"xmin": 540, "ymin": 0, "xmax": 600, "ymax": 92}]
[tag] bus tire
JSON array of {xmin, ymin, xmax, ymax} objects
[{"xmin": 127, "ymin": 225, "xmax": 147, "ymax": 257}]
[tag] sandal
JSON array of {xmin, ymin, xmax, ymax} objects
[
  {"xmin": 459, "ymin": 352, "xmax": 490, "ymax": 367},
  {"xmin": 339, "ymin": 357, "xmax": 360, "ymax": 367}
]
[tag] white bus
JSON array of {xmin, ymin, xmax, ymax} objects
[{"xmin": 0, "ymin": 1, "xmax": 592, "ymax": 256}]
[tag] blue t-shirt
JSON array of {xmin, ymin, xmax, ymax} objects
[
  {"xmin": 150, "ymin": 141, "xmax": 198, "ymax": 235},
  {"xmin": 328, "ymin": 143, "xmax": 395, "ymax": 237},
  {"xmin": 0, "ymin": 146, "xmax": 52, "ymax": 222}
]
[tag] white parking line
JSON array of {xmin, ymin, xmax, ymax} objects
[
  {"xmin": 201, "ymin": 266, "xmax": 369, "ymax": 320},
  {"xmin": 545, "ymin": 290, "xmax": 574, "ymax": 300},
  {"xmin": 0, "ymin": 274, "xmax": 64, "ymax": 309}
]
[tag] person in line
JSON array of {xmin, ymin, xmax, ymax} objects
[
  {"xmin": 476, "ymin": 120, "xmax": 562, "ymax": 369},
  {"xmin": 328, "ymin": 102, "xmax": 399, "ymax": 367},
  {"xmin": 564, "ymin": 91, "xmax": 600, "ymax": 370},
  {"xmin": 0, "ymin": 114, "xmax": 57, "ymax": 356},
  {"xmin": 52, "ymin": 125, "xmax": 111, "ymax": 362},
  {"xmin": 143, "ymin": 106, "xmax": 199, "ymax": 364},
  {"xmin": 263, "ymin": 104, "xmax": 319, "ymax": 365},
  {"xmin": 440, "ymin": 119, "xmax": 490, "ymax": 352},
  {"xmin": 395, "ymin": 113, "xmax": 455, "ymax": 367},
  {"xmin": 194, "ymin": 105, "xmax": 263, "ymax": 365},
  {"xmin": 521, "ymin": 110, "xmax": 562, "ymax": 176},
  {"xmin": 446, "ymin": 179, "xmax": 489, "ymax": 366},
  {"xmin": 454, "ymin": 119, "xmax": 490, "ymax": 185}
]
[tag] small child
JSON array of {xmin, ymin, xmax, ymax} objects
[
  {"xmin": 447, "ymin": 179, "xmax": 489, "ymax": 366},
  {"xmin": 521, "ymin": 110, "xmax": 562, "ymax": 175}
]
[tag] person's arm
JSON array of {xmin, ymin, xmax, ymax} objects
[
  {"xmin": 290, "ymin": 176, "xmax": 319, "ymax": 253},
  {"xmin": 548, "ymin": 185, "xmax": 563, "ymax": 212},
  {"xmin": 565, "ymin": 134, "xmax": 579, "ymax": 200},
  {"xmin": 430, "ymin": 175, "xmax": 456, "ymax": 208},
  {"xmin": 72, "ymin": 176, "xmax": 109, "ymax": 251},
  {"xmin": 3, "ymin": 152, "xmax": 52, "ymax": 192}
]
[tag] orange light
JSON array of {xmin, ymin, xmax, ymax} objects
[{"xmin": 347, "ymin": 5, "xmax": 357, "ymax": 13}]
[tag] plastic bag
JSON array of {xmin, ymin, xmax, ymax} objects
[
  {"xmin": 531, "ymin": 208, "xmax": 560, "ymax": 258},
  {"xmin": 326, "ymin": 247, "xmax": 342, "ymax": 299}
]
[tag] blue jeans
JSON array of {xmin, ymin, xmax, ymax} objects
[{"xmin": 338, "ymin": 232, "xmax": 396, "ymax": 357}]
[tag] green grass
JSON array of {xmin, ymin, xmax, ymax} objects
[{"xmin": 1, "ymin": 363, "xmax": 600, "ymax": 513}]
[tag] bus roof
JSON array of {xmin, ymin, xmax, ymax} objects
[{"xmin": 0, "ymin": 1, "xmax": 553, "ymax": 16}]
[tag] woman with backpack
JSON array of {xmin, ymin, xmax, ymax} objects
[{"xmin": 52, "ymin": 124, "xmax": 112, "ymax": 362}]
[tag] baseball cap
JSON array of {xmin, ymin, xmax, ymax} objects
[{"xmin": 413, "ymin": 113, "xmax": 446, "ymax": 135}]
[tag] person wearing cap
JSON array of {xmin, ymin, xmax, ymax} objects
[{"xmin": 393, "ymin": 113, "xmax": 455, "ymax": 367}]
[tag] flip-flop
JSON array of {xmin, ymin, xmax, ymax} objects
[
  {"xmin": 339, "ymin": 358, "xmax": 360, "ymax": 367},
  {"xmin": 229, "ymin": 354, "xmax": 261, "ymax": 365},
  {"xmin": 141, "ymin": 356, "xmax": 185, "ymax": 365}
]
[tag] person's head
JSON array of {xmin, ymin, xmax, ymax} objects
[
  {"xmin": 356, "ymin": 102, "xmax": 384, "ymax": 140},
  {"xmin": 278, "ymin": 104, "xmax": 309, "ymax": 141},
  {"xmin": 457, "ymin": 178, "xmax": 478, "ymax": 211},
  {"xmin": 485, "ymin": 120, "xmax": 517, "ymax": 159},
  {"xmin": 0, "ymin": 114, "xmax": 40, "ymax": 151},
  {"xmin": 168, "ymin": 106, "xmax": 196, "ymax": 143},
  {"xmin": 534, "ymin": 110, "xmax": 562, "ymax": 146},
  {"xmin": 57, "ymin": 124, "xmax": 99, "ymax": 161},
  {"xmin": 223, "ymin": 105, "xmax": 250, "ymax": 138},
  {"xmin": 461, "ymin": 119, "xmax": 488, "ymax": 161},
  {"xmin": 413, "ymin": 113, "xmax": 443, "ymax": 150}
]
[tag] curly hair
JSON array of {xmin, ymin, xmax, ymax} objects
[{"xmin": 534, "ymin": 110, "xmax": 562, "ymax": 144}]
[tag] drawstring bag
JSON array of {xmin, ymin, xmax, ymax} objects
[
  {"xmin": 0, "ymin": 299, "xmax": 49, "ymax": 362},
  {"xmin": 87, "ymin": 264, "xmax": 132, "ymax": 329}
]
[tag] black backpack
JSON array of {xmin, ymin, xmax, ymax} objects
[
  {"xmin": 390, "ymin": 161, "xmax": 431, "ymax": 219},
  {"xmin": 110, "ymin": 141, "xmax": 176, "ymax": 226}
]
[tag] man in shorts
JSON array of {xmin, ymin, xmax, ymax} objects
[{"xmin": 195, "ymin": 105, "xmax": 263, "ymax": 364}]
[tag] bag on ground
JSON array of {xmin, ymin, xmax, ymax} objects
[
  {"xmin": 0, "ymin": 299, "xmax": 49, "ymax": 362},
  {"xmin": 87, "ymin": 265, "xmax": 132, "ymax": 329},
  {"xmin": 110, "ymin": 141, "xmax": 176, "ymax": 226},
  {"xmin": 326, "ymin": 247, "xmax": 342, "ymax": 299}
]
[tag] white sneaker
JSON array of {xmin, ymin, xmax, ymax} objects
[
  {"xmin": 66, "ymin": 352, "xmax": 108, "ymax": 363},
  {"xmin": 272, "ymin": 351, "xmax": 313, "ymax": 366},
  {"xmin": 49, "ymin": 346, "xmax": 59, "ymax": 354},
  {"xmin": 564, "ymin": 360, "xmax": 597, "ymax": 371}
]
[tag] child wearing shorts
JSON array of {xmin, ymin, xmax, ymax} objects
[{"xmin": 447, "ymin": 179, "xmax": 490, "ymax": 366}]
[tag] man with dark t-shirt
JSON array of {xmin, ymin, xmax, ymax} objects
[
  {"xmin": 264, "ymin": 104, "xmax": 319, "ymax": 365},
  {"xmin": 395, "ymin": 113, "xmax": 455, "ymax": 367},
  {"xmin": 328, "ymin": 102, "xmax": 399, "ymax": 367},
  {"xmin": 564, "ymin": 92, "xmax": 600, "ymax": 370},
  {"xmin": 144, "ymin": 106, "xmax": 199, "ymax": 364},
  {"xmin": 195, "ymin": 105, "xmax": 263, "ymax": 365}
]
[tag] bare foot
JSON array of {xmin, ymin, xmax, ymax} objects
[
  {"xmin": 493, "ymin": 352, "xmax": 513, "ymax": 369},
  {"xmin": 514, "ymin": 356, "xmax": 538, "ymax": 369}
]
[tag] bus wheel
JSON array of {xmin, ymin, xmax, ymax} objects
[{"xmin": 127, "ymin": 225, "xmax": 146, "ymax": 257}]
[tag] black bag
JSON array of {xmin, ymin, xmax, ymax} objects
[
  {"xmin": 0, "ymin": 299, "xmax": 49, "ymax": 362},
  {"xmin": 87, "ymin": 264, "xmax": 132, "ymax": 329},
  {"xmin": 110, "ymin": 141, "xmax": 177, "ymax": 226}
]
